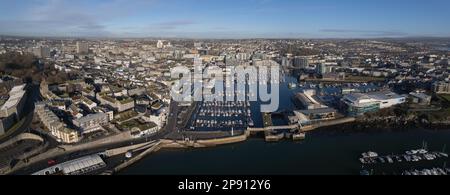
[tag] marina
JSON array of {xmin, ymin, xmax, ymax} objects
[
  {"xmin": 359, "ymin": 150, "xmax": 448, "ymax": 165},
  {"xmin": 402, "ymin": 167, "xmax": 450, "ymax": 175},
  {"xmin": 187, "ymin": 100, "xmax": 252, "ymax": 131}
]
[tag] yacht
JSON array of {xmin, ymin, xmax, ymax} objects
[
  {"xmin": 288, "ymin": 82, "xmax": 297, "ymax": 89},
  {"xmin": 362, "ymin": 151, "xmax": 379, "ymax": 158}
]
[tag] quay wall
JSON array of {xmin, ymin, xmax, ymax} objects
[
  {"xmin": 114, "ymin": 134, "xmax": 250, "ymax": 173},
  {"xmin": 302, "ymin": 117, "xmax": 356, "ymax": 132}
]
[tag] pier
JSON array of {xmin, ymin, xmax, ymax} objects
[
  {"xmin": 247, "ymin": 117, "xmax": 356, "ymax": 133},
  {"xmin": 247, "ymin": 125, "xmax": 299, "ymax": 132},
  {"xmin": 113, "ymin": 141, "xmax": 162, "ymax": 173}
]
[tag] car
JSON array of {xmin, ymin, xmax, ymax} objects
[{"xmin": 47, "ymin": 159, "xmax": 57, "ymax": 166}]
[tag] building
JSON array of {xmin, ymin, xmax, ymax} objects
[
  {"xmin": 236, "ymin": 52, "xmax": 250, "ymax": 61},
  {"xmin": 296, "ymin": 108, "xmax": 337, "ymax": 121},
  {"xmin": 30, "ymin": 46, "xmax": 51, "ymax": 58},
  {"xmin": 35, "ymin": 103, "xmax": 79, "ymax": 143},
  {"xmin": 130, "ymin": 122, "xmax": 159, "ymax": 138},
  {"xmin": 409, "ymin": 92, "xmax": 432, "ymax": 106},
  {"xmin": 127, "ymin": 87, "xmax": 146, "ymax": 96},
  {"xmin": 294, "ymin": 90, "xmax": 328, "ymax": 110},
  {"xmin": 0, "ymin": 84, "xmax": 27, "ymax": 119},
  {"xmin": 341, "ymin": 91, "xmax": 406, "ymax": 116},
  {"xmin": 316, "ymin": 63, "xmax": 328, "ymax": 75},
  {"xmin": 141, "ymin": 111, "xmax": 166, "ymax": 128},
  {"xmin": 97, "ymin": 95, "xmax": 135, "ymax": 113},
  {"xmin": 76, "ymin": 41, "xmax": 89, "ymax": 54},
  {"xmin": 281, "ymin": 57, "xmax": 291, "ymax": 67},
  {"xmin": 194, "ymin": 42, "xmax": 202, "ymax": 48},
  {"xmin": 157, "ymin": 40, "xmax": 164, "ymax": 49},
  {"xmin": 80, "ymin": 96, "xmax": 97, "ymax": 110},
  {"xmin": 293, "ymin": 57, "xmax": 308, "ymax": 69},
  {"xmin": 33, "ymin": 154, "xmax": 106, "ymax": 175},
  {"xmin": 0, "ymin": 84, "xmax": 27, "ymax": 135},
  {"xmin": 433, "ymin": 81, "xmax": 450, "ymax": 94},
  {"xmin": 72, "ymin": 113, "xmax": 109, "ymax": 134}
]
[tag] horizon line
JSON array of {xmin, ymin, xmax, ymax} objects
[{"xmin": 2, "ymin": 34, "xmax": 450, "ymax": 41}]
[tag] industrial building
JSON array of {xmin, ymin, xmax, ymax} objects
[{"xmin": 33, "ymin": 154, "xmax": 106, "ymax": 175}]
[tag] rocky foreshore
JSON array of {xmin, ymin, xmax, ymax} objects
[{"xmin": 313, "ymin": 114, "xmax": 450, "ymax": 135}]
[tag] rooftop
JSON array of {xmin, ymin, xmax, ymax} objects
[{"xmin": 0, "ymin": 84, "xmax": 26, "ymax": 111}]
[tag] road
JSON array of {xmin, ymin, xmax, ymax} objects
[
  {"xmin": 10, "ymin": 107, "xmax": 176, "ymax": 175},
  {"xmin": 7, "ymin": 98, "xmax": 178, "ymax": 175}
]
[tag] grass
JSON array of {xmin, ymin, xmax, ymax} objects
[
  {"xmin": 426, "ymin": 108, "xmax": 450, "ymax": 122},
  {"xmin": 119, "ymin": 98, "xmax": 133, "ymax": 104},
  {"xmin": 438, "ymin": 94, "xmax": 450, "ymax": 102},
  {"xmin": 113, "ymin": 110, "xmax": 138, "ymax": 123},
  {"xmin": 101, "ymin": 95, "xmax": 117, "ymax": 103},
  {"xmin": 118, "ymin": 119, "xmax": 157, "ymax": 131}
]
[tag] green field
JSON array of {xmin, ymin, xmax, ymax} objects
[{"xmin": 439, "ymin": 94, "xmax": 450, "ymax": 102}]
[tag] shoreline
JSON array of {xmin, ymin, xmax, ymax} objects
[{"xmin": 112, "ymin": 118, "xmax": 450, "ymax": 174}]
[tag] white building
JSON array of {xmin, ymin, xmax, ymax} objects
[
  {"xmin": 342, "ymin": 91, "xmax": 406, "ymax": 116},
  {"xmin": 73, "ymin": 113, "xmax": 109, "ymax": 134},
  {"xmin": 157, "ymin": 40, "xmax": 164, "ymax": 49}
]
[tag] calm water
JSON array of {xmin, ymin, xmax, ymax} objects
[
  {"xmin": 120, "ymin": 73, "xmax": 450, "ymax": 175},
  {"xmin": 120, "ymin": 130, "xmax": 450, "ymax": 175}
]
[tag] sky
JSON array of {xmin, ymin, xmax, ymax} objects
[{"xmin": 0, "ymin": 0, "xmax": 449, "ymax": 38}]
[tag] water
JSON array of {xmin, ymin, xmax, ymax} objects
[
  {"xmin": 120, "ymin": 72, "xmax": 450, "ymax": 175},
  {"xmin": 120, "ymin": 130, "xmax": 450, "ymax": 175}
]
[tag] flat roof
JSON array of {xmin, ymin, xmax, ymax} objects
[
  {"xmin": 74, "ymin": 112, "xmax": 108, "ymax": 124},
  {"xmin": 410, "ymin": 92, "xmax": 431, "ymax": 99},
  {"xmin": 1, "ymin": 85, "xmax": 26, "ymax": 110},
  {"xmin": 297, "ymin": 108, "xmax": 337, "ymax": 115},
  {"xmin": 369, "ymin": 91, "xmax": 403, "ymax": 100}
]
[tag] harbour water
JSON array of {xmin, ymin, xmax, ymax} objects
[{"xmin": 120, "ymin": 129, "xmax": 450, "ymax": 175}]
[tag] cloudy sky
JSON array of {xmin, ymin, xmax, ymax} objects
[{"xmin": 0, "ymin": 0, "xmax": 449, "ymax": 38}]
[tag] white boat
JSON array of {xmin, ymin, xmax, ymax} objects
[
  {"xmin": 386, "ymin": 156, "xmax": 394, "ymax": 164},
  {"xmin": 362, "ymin": 151, "xmax": 379, "ymax": 158}
]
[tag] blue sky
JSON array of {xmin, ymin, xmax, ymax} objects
[{"xmin": 0, "ymin": 0, "xmax": 449, "ymax": 38}]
